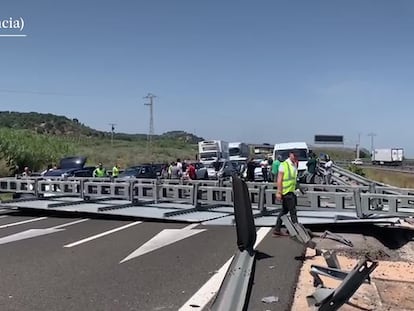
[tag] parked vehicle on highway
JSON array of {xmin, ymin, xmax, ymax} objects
[
  {"xmin": 274, "ymin": 142, "xmax": 309, "ymax": 181},
  {"xmin": 117, "ymin": 165, "xmax": 158, "ymax": 179},
  {"xmin": 206, "ymin": 160, "xmax": 238, "ymax": 179},
  {"xmin": 229, "ymin": 142, "xmax": 249, "ymax": 162},
  {"xmin": 43, "ymin": 156, "xmax": 96, "ymax": 178},
  {"xmin": 351, "ymin": 158, "xmax": 363, "ymax": 165},
  {"xmin": 198, "ymin": 140, "xmax": 229, "ymax": 165},
  {"xmin": 142, "ymin": 163, "xmax": 164, "ymax": 177},
  {"xmin": 372, "ymin": 148, "xmax": 404, "ymax": 166}
]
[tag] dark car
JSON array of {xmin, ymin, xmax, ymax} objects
[
  {"xmin": 142, "ymin": 163, "xmax": 164, "ymax": 178},
  {"xmin": 117, "ymin": 165, "xmax": 158, "ymax": 179},
  {"xmin": 43, "ymin": 156, "xmax": 95, "ymax": 178}
]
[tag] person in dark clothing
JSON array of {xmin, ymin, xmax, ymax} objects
[
  {"xmin": 246, "ymin": 158, "xmax": 256, "ymax": 182},
  {"xmin": 306, "ymin": 153, "xmax": 318, "ymax": 184}
]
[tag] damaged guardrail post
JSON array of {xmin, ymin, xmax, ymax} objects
[
  {"xmin": 369, "ymin": 183, "xmax": 382, "ymax": 210},
  {"xmin": 353, "ymin": 188, "xmax": 364, "ymax": 218},
  {"xmin": 258, "ymin": 185, "xmax": 266, "ymax": 213},
  {"xmin": 210, "ymin": 176, "xmax": 257, "ymax": 311},
  {"xmin": 307, "ymin": 256, "xmax": 378, "ymax": 311}
]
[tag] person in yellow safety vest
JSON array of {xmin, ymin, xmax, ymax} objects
[
  {"xmin": 93, "ymin": 162, "xmax": 107, "ymax": 178},
  {"xmin": 272, "ymin": 149, "xmax": 299, "ymax": 237},
  {"xmin": 112, "ymin": 164, "xmax": 120, "ymax": 178}
]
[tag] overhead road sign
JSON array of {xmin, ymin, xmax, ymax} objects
[{"xmin": 314, "ymin": 135, "xmax": 344, "ymax": 145}]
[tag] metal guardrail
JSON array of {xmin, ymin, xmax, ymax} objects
[{"xmin": 2, "ymin": 176, "xmax": 414, "ymax": 218}]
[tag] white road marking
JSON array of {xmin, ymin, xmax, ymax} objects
[
  {"xmin": 64, "ymin": 221, "xmax": 141, "ymax": 248},
  {"xmin": 178, "ymin": 227, "xmax": 272, "ymax": 311},
  {"xmin": 0, "ymin": 228, "xmax": 64, "ymax": 245},
  {"xmin": 120, "ymin": 224, "xmax": 206, "ymax": 264},
  {"xmin": 0, "ymin": 215, "xmax": 8, "ymax": 219},
  {"xmin": 0, "ymin": 218, "xmax": 89, "ymax": 245},
  {"xmin": 0, "ymin": 217, "xmax": 48, "ymax": 229},
  {"xmin": 53, "ymin": 218, "xmax": 89, "ymax": 229}
]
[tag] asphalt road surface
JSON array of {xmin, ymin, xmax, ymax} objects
[{"xmin": 0, "ymin": 210, "xmax": 304, "ymax": 311}]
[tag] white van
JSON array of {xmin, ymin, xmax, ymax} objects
[{"xmin": 273, "ymin": 142, "xmax": 309, "ymax": 179}]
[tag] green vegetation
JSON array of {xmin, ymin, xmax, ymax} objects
[
  {"xmin": 0, "ymin": 111, "xmax": 202, "ymax": 176},
  {"xmin": 347, "ymin": 164, "xmax": 366, "ymax": 177},
  {"xmin": 0, "ymin": 128, "xmax": 74, "ymax": 174},
  {"xmin": 364, "ymin": 168, "xmax": 414, "ymax": 189}
]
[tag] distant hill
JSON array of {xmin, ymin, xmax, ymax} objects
[{"xmin": 0, "ymin": 111, "xmax": 204, "ymax": 143}]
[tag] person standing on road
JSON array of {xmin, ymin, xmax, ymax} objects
[
  {"xmin": 246, "ymin": 158, "xmax": 256, "ymax": 182},
  {"xmin": 93, "ymin": 162, "xmax": 107, "ymax": 178},
  {"xmin": 271, "ymin": 155, "xmax": 282, "ymax": 182},
  {"xmin": 112, "ymin": 163, "xmax": 120, "ymax": 178},
  {"xmin": 272, "ymin": 150, "xmax": 299, "ymax": 237},
  {"xmin": 306, "ymin": 153, "xmax": 317, "ymax": 183},
  {"xmin": 187, "ymin": 162, "xmax": 197, "ymax": 180},
  {"xmin": 260, "ymin": 158, "xmax": 269, "ymax": 182},
  {"xmin": 324, "ymin": 156, "xmax": 333, "ymax": 184}
]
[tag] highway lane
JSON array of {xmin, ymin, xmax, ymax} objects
[{"xmin": 0, "ymin": 212, "xmax": 303, "ymax": 311}]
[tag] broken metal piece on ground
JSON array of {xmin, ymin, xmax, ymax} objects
[
  {"xmin": 307, "ymin": 257, "xmax": 378, "ymax": 311},
  {"xmin": 319, "ymin": 230, "xmax": 354, "ymax": 247},
  {"xmin": 322, "ymin": 250, "xmax": 341, "ymax": 269},
  {"xmin": 281, "ymin": 215, "xmax": 316, "ymax": 249},
  {"xmin": 310, "ymin": 264, "xmax": 372, "ymax": 288},
  {"xmin": 261, "ymin": 296, "xmax": 279, "ymax": 304}
]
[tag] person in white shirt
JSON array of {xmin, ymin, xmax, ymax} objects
[
  {"xmin": 324, "ymin": 156, "xmax": 333, "ymax": 184},
  {"xmin": 260, "ymin": 159, "xmax": 269, "ymax": 182}
]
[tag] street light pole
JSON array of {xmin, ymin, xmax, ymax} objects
[
  {"xmin": 367, "ymin": 133, "xmax": 377, "ymax": 158},
  {"xmin": 356, "ymin": 132, "xmax": 361, "ymax": 159},
  {"xmin": 144, "ymin": 93, "xmax": 156, "ymax": 157},
  {"xmin": 109, "ymin": 123, "xmax": 116, "ymax": 147}
]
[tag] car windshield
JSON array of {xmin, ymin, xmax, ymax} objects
[
  {"xmin": 200, "ymin": 152, "xmax": 218, "ymax": 160},
  {"xmin": 275, "ymin": 149, "xmax": 308, "ymax": 161},
  {"xmin": 229, "ymin": 147, "xmax": 240, "ymax": 156}
]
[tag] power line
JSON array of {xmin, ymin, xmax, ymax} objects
[{"xmin": 143, "ymin": 93, "xmax": 156, "ymax": 155}]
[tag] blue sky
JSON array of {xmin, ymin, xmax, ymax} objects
[{"xmin": 1, "ymin": 1, "xmax": 414, "ymax": 155}]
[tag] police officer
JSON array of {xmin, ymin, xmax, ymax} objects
[{"xmin": 272, "ymin": 149, "xmax": 299, "ymax": 236}]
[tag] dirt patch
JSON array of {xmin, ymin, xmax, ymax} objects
[
  {"xmin": 292, "ymin": 225, "xmax": 414, "ymax": 310},
  {"xmin": 375, "ymin": 280, "xmax": 414, "ymax": 310}
]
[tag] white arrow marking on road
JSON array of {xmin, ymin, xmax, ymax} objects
[
  {"xmin": 120, "ymin": 223, "xmax": 206, "ymax": 264},
  {"xmin": 178, "ymin": 227, "xmax": 272, "ymax": 311},
  {"xmin": 0, "ymin": 217, "xmax": 48, "ymax": 229},
  {"xmin": 0, "ymin": 228, "xmax": 65, "ymax": 245},
  {"xmin": 64, "ymin": 221, "xmax": 142, "ymax": 248},
  {"xmin": 0, "ymin": 218, "xmax": 89, "ymax": 245}
]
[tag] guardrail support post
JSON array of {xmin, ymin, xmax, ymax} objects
[
  {"xmin": 369, "ymin": 183, "xmax": 381, "ymax": 210},
  {"xmin": 192, "ymin": 183, "xmax": 200, "ymax": 208},
  {"xmin": 353, "ymin": 189, "xmax": 363, "ymax": 218},
  {"xmin": 258, "ymin": 185, "xmax": 266, "ymax": 213}
]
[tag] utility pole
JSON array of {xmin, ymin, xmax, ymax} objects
[
  {"xmin": 144, "ymin": 93, "xmax": 156, "ymax": 157},
  {"xmin": 356, "ymin": 132, "xmax": 361, "ymax": 159},
  {"xmin": 109, "ymin": 123, "xmax": 116, "ymax": 147},
  {"xmin": 367, "ymin": 132, "xmax": 376, "ymax": 158}
]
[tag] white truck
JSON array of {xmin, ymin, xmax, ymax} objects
[
  {"xmin": 372, "ymin": 148, "xmax": 404, "ymax": 166},
  {"xmin": 229, "ymin": 142, "xmax": 250, "ymax": 162},
  {"xmin": 198, "ymin": 140, "xmax": 229, "ymax": 165}
]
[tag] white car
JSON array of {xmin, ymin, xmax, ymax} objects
[{"xmin": 351, "ymin": 158, "xmax": 363, "ymax": 165}]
